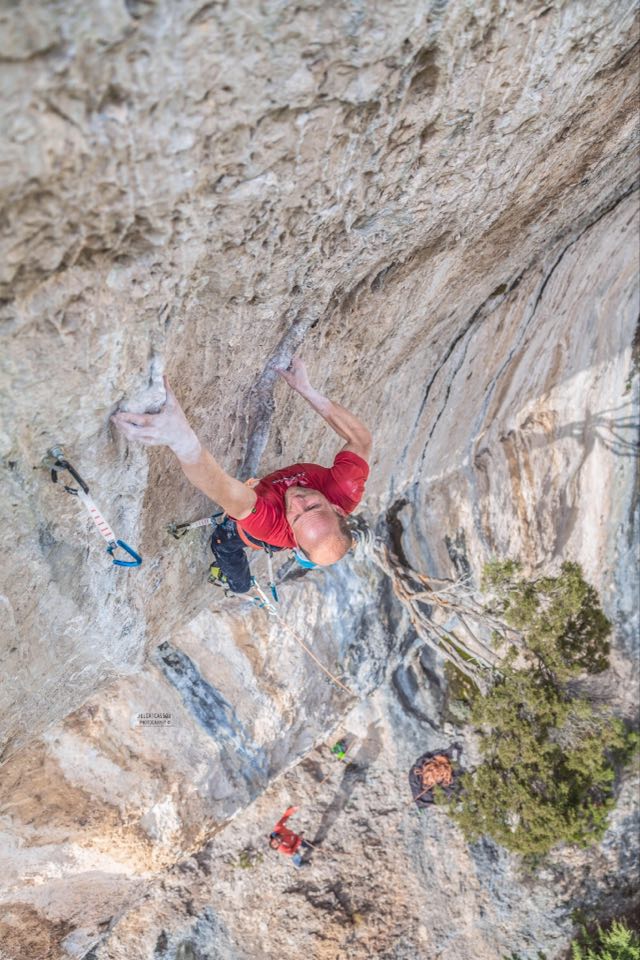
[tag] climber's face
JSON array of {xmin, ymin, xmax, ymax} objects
[{"xmin": 284, "ymin": 487, "xmax": 350, "ymax": 566}]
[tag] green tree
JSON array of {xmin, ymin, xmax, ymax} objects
[
  {"xmin": 571, "ymin": 919, "xmax": 640, "ymax": 960},
  {"xmin": 482, "ymin": 560, "xmax": 611, "ymax": 678},
  {"xmin": 446, "ymin": 562, "xmax": 637, "ymax": 856}
]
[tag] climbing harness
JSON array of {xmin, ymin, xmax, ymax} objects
[
  {"xmin": 216, "ymin": 516, "xmax": 280, "ymax": 602},
  {"xmin": 168, "ymin": 510, "xmax": 282, "ymax": 602},
  {"xmin": 45, "ymin": 447, "xmax": 142, "ymax": 568}
]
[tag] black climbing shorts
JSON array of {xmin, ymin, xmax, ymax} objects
[{"xmin": 210, "ymin": 519, "xmax": 252, "ymax": 594}]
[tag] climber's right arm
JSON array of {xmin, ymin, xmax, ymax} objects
[
  {"xmin": 173, "ymin": 446, "xmax": 257, "ymax": 519},
  {"xmin": 111, "ymin": 378, "xmax": 257, "ymax": 519}
]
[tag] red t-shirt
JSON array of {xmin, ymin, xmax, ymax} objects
[
  {"xmin": 273, "ymin": 806, "xmax": 303, "ymax": 855},
  {"xmin": 274, "ymin": 826, "xmax": 302, "ymax": 856},
  {"xmin": 236, "ymin": 450, "xmax": 369, "ymax": 548}
]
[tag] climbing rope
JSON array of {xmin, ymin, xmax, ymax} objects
[
  {"xmin": 45, "ymin": 447, "xmax": 142, "ymax": 567},
  {"xmin": 407, "ymin": 754, "xmax": 455, "ymax": 807},
  {"xmin": 168, "ymin": 496, "xmax": 353, "ymax": 694},
  {"xmin": 254, "ymin": 583, "xmax": 357, "ymax": 697}
]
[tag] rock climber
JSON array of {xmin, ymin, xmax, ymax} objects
[
  {"xmin": 112, "ymin": 358, "xmax": 372, "ymax": 588},
  {"xmin": 269, "ymin": 805, "xmax": 312, "ymax": 867}
]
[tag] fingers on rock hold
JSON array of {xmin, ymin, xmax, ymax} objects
[
  {"xmin": 162, "ymin": 376, "xmax": 176, "ymax": 403},
  {"xmin": 117, "ymin": 412, "xmax": 152, "ymax": 426},
  {"xmin": 117, "ymin": 423, "xmax": 138, "ymax": 440}
]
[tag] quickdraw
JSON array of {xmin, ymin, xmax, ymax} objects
[
  {"xmin": 251, "ymin": 578, "xmax": 278, "ymax": 613},
  {"xmin": 166, "ymin": 515, "xmax": 218, "ymax": 539},
  {"xmin": 264, "ymin": 545, "xmax": 279, "ymax": 603},
  {"xmin": 45, "ymin": 447, "xmax": 142, "ymax": 568}
]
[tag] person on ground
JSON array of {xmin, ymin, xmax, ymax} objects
[
  {"xmin": 269, "ymin": 805, "xmax": 312, "ymax": 867},
  {"xmin": 112, "ymin": 358, "xmax": 372, "ymax": 585}
]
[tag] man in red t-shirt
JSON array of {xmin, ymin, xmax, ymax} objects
[
  {"xmin": 112, "ymin": 358, "xmax": 372, "ymax": 568},
  {"xmin": 269, "ymin": 805, "xmax": 311, "ymax": 867}
]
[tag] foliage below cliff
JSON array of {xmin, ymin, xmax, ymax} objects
[
  {"xmin": 446, "ymin": 562, "xmax": 638, "ymax": 857},
  {"xmin": 571, "ymin": 919, "xmax": 640, "ymax": 960}
]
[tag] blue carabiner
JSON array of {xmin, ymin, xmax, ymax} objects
[{"xmin": 107, "ymin": 539, "xmax": 142, "ymax": 568}]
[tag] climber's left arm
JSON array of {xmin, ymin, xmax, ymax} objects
[{"xmin": 278, "ymin": 359, "xmax": 372, "ymax": 461}]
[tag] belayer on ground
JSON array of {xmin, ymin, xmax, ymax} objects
[
  {"xmin": 112, "ymin": 358, "xmax": 372, "ymax": 588},
  {"xmin": 269, "ymin": 806, "xmax": 312, "ymax": 868}
]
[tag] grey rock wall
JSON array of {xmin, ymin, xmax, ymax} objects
[
  {"xmin": 0, "ymin": 561, "xmax": 402, "ymax": 959},
  {"xmin": 1, "ymin": 0, "xmax": 638, "ymax": 756},
  {"xmin": 0, "ymin": 1, "xmax": 638, "ymax": 958},
  {"xmin": 83, "ymin": 687, "xmax": 638, "ymax": 960}
]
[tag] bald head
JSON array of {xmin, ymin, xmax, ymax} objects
[{"xmin": 284, "ymin": 486, "xmax": 353, "ymax": 566}]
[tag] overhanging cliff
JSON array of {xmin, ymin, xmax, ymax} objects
[{"xmin": 0, "ymin": 2, "xmax": 638, "ymax": 958}]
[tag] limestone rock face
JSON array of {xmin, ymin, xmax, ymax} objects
[{"xmin": 0, "ymin": 1, "xmax": 638, "ymax": 959}]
